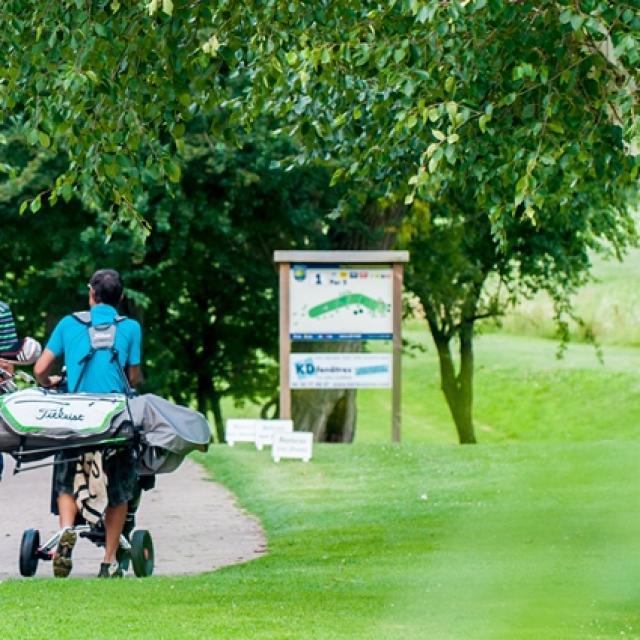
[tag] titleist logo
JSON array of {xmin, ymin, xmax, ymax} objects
[{"xmin": 36, "ymin": 407, "xmax": 85, "ymax": 421}]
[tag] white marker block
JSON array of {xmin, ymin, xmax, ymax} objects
[
  {"xmin": 272, "ymin": 431, "xmax": 314, "ymax": 463},
  {"xmin": 225, "ymin": 419, "xmax": 258, "ymax": 446},
  {"xmin": 255, "ymin": 419, "xmax": 294, "ymax": 450}
]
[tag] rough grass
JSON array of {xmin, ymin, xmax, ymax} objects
[{"xmin": 492, "ymin": 247, "xmax": 640, "ymax": 346}]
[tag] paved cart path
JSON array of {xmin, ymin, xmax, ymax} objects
[{"xmin": 0, "ymin": 456, "xmax": 267, "ymax": 580}]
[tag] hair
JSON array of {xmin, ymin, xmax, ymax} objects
[{"xmin": 89, "ymin": 269, "xmax": 123, "ymax": 306}]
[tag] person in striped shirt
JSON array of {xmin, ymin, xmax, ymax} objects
[
  {"xmin": 0, "ymin": 300, "xmax": 18, "ymax": 481},
  {"xmin": 0, "ymin": 301, "xmax": 42, "ymax": 481},
  {"xmin": 0, "ymin": 301, "xmax": 19, "ymax": 356},
  {"xmin": 0, "ymin": 301, "xmax": 41, "ymax": 367}
]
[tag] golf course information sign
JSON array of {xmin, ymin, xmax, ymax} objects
[
  {"xmin": 275, "ymin": 250, "xmax": 409, "ymax": 442},
  {"xmin": 289, "ymin": 265, "xmax": 393, "ymax": 340}
]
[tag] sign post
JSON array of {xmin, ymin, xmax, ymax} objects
[{"xmin": 274, "ymin": 251, "xmax": 409, "ymax": 442}]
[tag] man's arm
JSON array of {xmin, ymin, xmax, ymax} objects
[
  {"xmin": 34, "ymin": 348, "xmax": 62, "ymax": 388},
  {"xmin": 125, "ymin": 320, "xmax": 142, "ymax": 389},
  {"xmin": 127, "ymin": 364, "xmax": 141, "ymax": 389},
  {"xmin": 0, "ymin": 360, "xmax": 14, "ymax": 375}
]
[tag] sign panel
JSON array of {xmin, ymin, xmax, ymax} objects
[
  {"xmin": 227, "ymin": 419, "xmax": 295, "ymax": 448},
  {"xmin": 255, "ymin": 419, "xmax": 294, "ymax": 450},
  {"xmin": 289, "ymin": 264, "xmax": 393, "ymax": 340},
  {"xmin": 272, "ymin": 431, "xmax": 313, "ymax": 463},
  {"xmin": 225, "ymin": 419, "xmax": 258, "ymax": 446},
  {"xmin": 290, "ymin": 353, "xmax": 392, "ymax": 389}
]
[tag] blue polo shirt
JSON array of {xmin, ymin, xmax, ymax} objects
[{"xmin": 46, "ymin": 304, "xmax": 141, "ymax": 393}]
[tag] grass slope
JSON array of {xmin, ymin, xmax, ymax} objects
[{"xmin": 359, "ymin": 329, "xmax": 640, "ymax": 445}]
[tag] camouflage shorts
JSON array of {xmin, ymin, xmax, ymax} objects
[{"xmin": 52, "ymin": 447, "xmax": 137, "ymax": 510}]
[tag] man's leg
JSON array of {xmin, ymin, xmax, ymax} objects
[
  {"xmin": 98, "ymin": 447, "xmax": 136, "ymax": 577},
  {"xmin": 53, "ymin": 492, "xmax": 78, "ymax": 578},
  {"xmin": 57, "ymin": 492, "xmax": 78, "ymax": 528},
  {"xmin": 103, "ymin": 502, "xmax": 128, "ymax": 564}
]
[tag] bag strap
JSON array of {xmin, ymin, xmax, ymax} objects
[{"xmin": 72, "ymin": 311, "xmax": 127, "ymax": 325}]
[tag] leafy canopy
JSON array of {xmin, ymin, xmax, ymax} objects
[{"xmin": 2, "ymin": 1, "xmax": 639, "ymax": 233}]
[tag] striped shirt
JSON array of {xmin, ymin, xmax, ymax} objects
[{"xmin": 0, "ymin": 301, "xmax": 19, "ymax": 353}]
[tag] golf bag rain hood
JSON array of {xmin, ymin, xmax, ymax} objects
[{"xmin": 128, "ymin": 394, "xmax": 211, "ymax": 474}]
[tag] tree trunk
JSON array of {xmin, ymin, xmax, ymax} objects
[
  {"xmin": 291, "ymin": 341, "xmax": 359, "ymax": 442},
  {"xmin": 210, "ymin": 391, "xmax": 224, "ymax": 444},
  {"xmin": 430, "ymin": 322, "xmax": 477, "ymax": 444},
  {"xmin": 197, "ymin": 374, "xmax": 224, "ymax": 443}
]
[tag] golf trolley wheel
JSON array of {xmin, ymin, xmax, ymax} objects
[
  {"xmin": 130, "ymin": 529, "xmax": 154, "ymax": 577},
  {"xmin": 19, "ymin": 528, "xmax": 40, "ymax": 577}
]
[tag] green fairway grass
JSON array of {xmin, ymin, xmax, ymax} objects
[{"xmin": 0, "ymin": 442, "xmax": 638, "ymax": 639}]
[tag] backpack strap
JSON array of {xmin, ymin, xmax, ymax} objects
[{"xmin": 72, "ymin": 311, "xmax": 126, "ymax": 325}]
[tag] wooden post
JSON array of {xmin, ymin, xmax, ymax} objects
[
  {"xmin": 392, "ymin": 263, "xmax": 403, "ymax": 443},
  {"xmin": 279, "ymin": 263, "xmax": 291, "ymax": 419}
]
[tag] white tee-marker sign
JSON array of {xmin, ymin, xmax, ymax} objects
[
  {"xmin": 225, "ymin": 419, "xmax": 258, "ymax": 446},
  {"xmin": 272, "ymin": 431, "xmax": 313, "ymax": 463},
  {"xmin": 255, "ymin": 419, "xmax": 294, "ymax": 450}
]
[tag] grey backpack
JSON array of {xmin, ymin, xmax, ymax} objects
[{"xmin": 71, "ymin": 311, "xmax": 131, "ymax": 394}]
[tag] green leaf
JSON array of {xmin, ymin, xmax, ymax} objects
[
  {"xmin": 30, "ymin": 195, "xmax": 42, "ymax": 213},
  {"xmin": 426, "ymin": 142, "xmax": 439, "ymax": 157},
  {"xmin": 432, "ymin": 130, "xmax": 446, "ymax": 141},
  {"xmin": 172, "ymin": 123, "xmax": 186, "ymax": 139},
  {"xmin": 27, "ymin": 129, "xmax": 39, "ymax": 146},
  {"xmin": 445, "ymin": 76, "xmax": 455, "ymax": 93},
  {"xmin": 570, "ymin": 14, "xmax": 584, "ymax": 31},
  {"xmin": 166, "ymin": 160, "xmax": 181, "ymax": 183},
  {"xmin": 559, "ymin": 10, "xmax": 572, "ymax": 24},
  {"xmin": 330, "ymin": 167, "xmax": 345, "ymax": 187},
  {"xmin": 38, "ymin": 131, "xmax": 51, "ymax": 148},
  {"xmin": 61, "ymin": 184, "xmax": 74, "ymax": 203},
  {"xmin": 416, "ymin": 6, "xmax": 429, "ymax": 24}
]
